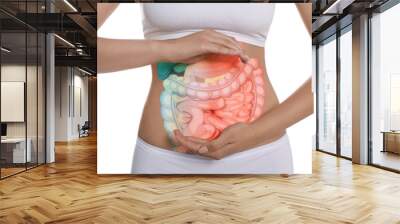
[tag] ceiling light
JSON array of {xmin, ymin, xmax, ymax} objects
[
  {"xmin": 322, "ymin": 0, "xmax": 355, "ymax": 15},
  {"xmin": 63, "ymin": 0, "xmax": 78, "ymax": 12},
  {"xmin": 78, "ymin": 67, "xmax": 93, "ymax": 76},
  {"xmin": 1, "ymin": 47, "xmax": 11, "ymax": 53},
  {"xmin": 54, "ymin": 34, "xmax": 75, "ymax": 48},
  {"xmin": 323, "ymin": 0, "xmax": 341, "ymax": 14}
]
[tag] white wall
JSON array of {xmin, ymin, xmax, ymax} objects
[
  {"xmin": 55, "ymin": 67, "xmax": 69, "ymax": 141},
  {"xmin": 55, "ymin": 67, "xmax": 89, "ymax": 141},
  {"xmin": 1, "ymin": 65, "xmax": 37, "ymax": 138},
  {"xmin": 72, "ymin": 73, "xmax": 89, "ymax": 138}
]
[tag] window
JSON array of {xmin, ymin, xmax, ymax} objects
[
  {"xmin": 318, "ymin": 36, "xmax": 337, "ymax": 154},
  {"xmin": 370, "ymin": 2, "xmax": 400, "ymax": 171},
  {"xmin": 339, "ymin": 28, "xmax": 352, "ymax": 158}
]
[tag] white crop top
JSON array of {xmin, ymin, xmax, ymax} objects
[{"xmin": 141, "ymin": 3, "xmax": 275, "ymax": 47}]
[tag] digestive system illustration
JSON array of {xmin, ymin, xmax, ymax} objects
[{"xmin": 159, "ymin": 54, "xmax": 265, "ymax": 141}]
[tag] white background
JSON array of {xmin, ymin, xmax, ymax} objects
[{"xmin": 97, "ymin": 3, "xmax": 313, "ymax": 174}]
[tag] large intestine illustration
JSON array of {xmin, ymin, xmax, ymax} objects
[{"xmin": 159, "ymin": 54, "xmax": 265, "ymax": 141}]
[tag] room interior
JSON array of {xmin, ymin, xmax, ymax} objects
[
  {"xmin": 0, "ymin": 0, "xmax": 400, "ymax": 223},
  {"xmin": 314, "ymin": 0, "xmax": 400, "ymax": 172},
  {"xmin": 0, "ymin": 0, "xmax": 96, "ymax": 179}
]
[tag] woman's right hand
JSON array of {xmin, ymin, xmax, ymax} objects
[
  {"xmin": 98, "ymin": 30, "xmax": 248, "ymax": 74},
  {"xmin": 158, "ymin": 29, "xmax": 249, "ymax": 63}
]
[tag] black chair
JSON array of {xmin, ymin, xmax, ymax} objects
[{"xmin": 79, "ymin": 121, "xmax": 90, "ymax": 138}]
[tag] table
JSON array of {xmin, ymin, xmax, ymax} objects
[
  {"xmin": 1, "ymin": 138, "xmax": 31, "ymax": 163},
  {"xmin": 381, "ymin": 131, "xmax": 400, "ymax": 154}
]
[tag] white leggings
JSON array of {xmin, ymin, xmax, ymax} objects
[{"xmin": 131, "ymin": 134, "xmax": 293, "ymax": 174}]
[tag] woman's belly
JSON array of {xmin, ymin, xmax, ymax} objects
[{"xmin": 138, "ymin": 44, "xmax": 282, "ymax": 149}]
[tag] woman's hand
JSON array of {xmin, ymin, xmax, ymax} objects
[
  {"xmin": 173, "ymin": 78, "xmax": 313, "ymax": 160},
  {"xmin": 159, "ymin": 29, "xmax": 249, "ymax": 64},
  {"xmin": 173, "ymin": 122, "xmax": 264, "ymax": 160},
  {"xmin": 98, "ymin": 29, "xmax": 248, "ymax": 73}
]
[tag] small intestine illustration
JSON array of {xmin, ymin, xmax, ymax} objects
[{"xmin": 159, "ymin": 54, "xmax": 265, "ymax": 142}]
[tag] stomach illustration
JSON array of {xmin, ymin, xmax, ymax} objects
[{"xmin": 159, "ymin": 54, "xmax": 265, "ymax": 141}]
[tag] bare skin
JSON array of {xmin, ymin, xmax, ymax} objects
[
  {"xmin": 98, "ymin": 30, "xmax": 249, "ymax": 73},
  {"xmin": 97, "ymin": 3, "xmax": 119, "ymax": 29},
  {"xmin": 98, "ymin": 3, "xmax": 313, "ymax": 160}
]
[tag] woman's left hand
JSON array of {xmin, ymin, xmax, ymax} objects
[{"xmin": 173, "ymin": 122, "xmax": 259, "ymax": 160}]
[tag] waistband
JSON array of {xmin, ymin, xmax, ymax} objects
[{"xmin": 135, "ymin": 133, "xmax": 290, "ymax": 161}]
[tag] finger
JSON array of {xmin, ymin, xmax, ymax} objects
[
  {"xmin": 206, "ymin": 133, "xmax": 231, "ymax": 153},
  {"xmin": 203, "ymin": 142, "xmax": 237, "ymax": 160},
  {"xmin": 175, "ymin": 145, "xmax": 189, "ymax": 153},
  {"xmin": 170, "ymin": 130, "xmax": 180, "ymax": 146},
  {"xmin": 186, "ymin": 136, "xmax": 209, "ymax": 153},
  {"xmin": 183, "ymin": 54, "xmax": 207, "ymax": 64},
  {"xmin": 186, "ymin": 136, "xmax": 209, "ymax": 144},
  {"xmin": 174, "ymin": 130, "xmax": 209, "ymax": 153},
  {"xmin": 207, "ymin": 40, "xmax": 249, "ymax": 63},
  {"xmin": 203, "ymin": 43, "xmax": 240, "ymax": 56},
  {"xmin": 208, "ymin": 37, "xmax": 242, "ymax": 56},
  {"xmin": 208, "ymin": 32, "xmax": 250, "ymax": 62},
  {"xmin": 209, "ymin": 30, "xmax": 242, "ymax": 49},
  {"xmin": 174, "ymin": 130, "xmax": 204, "ymax": 153},
  {"xmin": 176, "ymin": 145, "xmax": 198, "ymax": 154},
  {"xmin": 209, "ymin": 31, "xmax": 242, "ymax": 52},
  {"xmin": 237, "ymin": 42, "xmax": 250, "ymax": 62},
  {"xmin": 240, "ymin": 53, "xmax": 250, "ymax": 63}
]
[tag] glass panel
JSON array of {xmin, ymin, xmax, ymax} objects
[
  {"xmin": 26, "ymin": 0, "xmax": 38, "ymax": 169},
  {"xmin": 38, "ymin": 32, "xmax": 45, "ymax": 165},
  {"xmin": 1, "ymin": 30, "xmax": 27, "ymax": 177},
  {"xmin": 371, "ymin": 3, "xmax": 400, "ymax": 171},
  {"xmin": 340, "ymin": 29, "xmax": 352, "ymax": 158},
  {"xmin": 318, "ymin": 37, "xmax": 337, "ymax": 154},
  {"xmin": 0, "ymin": 1, "xmax": 46, "ymax": 178},
  {"xmin": 27, "ymin": 31, "xmax": 38, "ymax": 169}
]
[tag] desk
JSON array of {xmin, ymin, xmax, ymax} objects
[
  {"xmin": 381, "ymin": 131, "xmax": 400, "ymax": 154},
  {"xmin": 1, "ymin": 138, "xmax": 31, "ymax": 163}
]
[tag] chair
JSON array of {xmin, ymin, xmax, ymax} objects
[{"xmin": 79, "ymin": 121, "xmax": 90, "ymax": 138}]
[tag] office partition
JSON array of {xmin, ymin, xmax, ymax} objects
[{"xmin": 0, "ymin": 0, "xmax": 47, "ymax": 179}]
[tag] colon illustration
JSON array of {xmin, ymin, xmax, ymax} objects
[{"xmin": 159, "ymin": 54, "xmax": 265, "ymax": 142}]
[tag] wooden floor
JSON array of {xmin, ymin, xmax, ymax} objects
[
  {"xmin": 373, "ymin": 150, "xmax": 400, "ymax": 171},
  {"xmin": 1, "ymin": 135, "xmax": 400, "ymax": 224},
  {"xmin": 1, "ymin": 167, "xmax": 26, "ymax": 178}
]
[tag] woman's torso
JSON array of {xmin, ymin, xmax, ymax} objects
[{"xmin": 138, "ymin": 3, "xmax": 285, "ymax": 149}]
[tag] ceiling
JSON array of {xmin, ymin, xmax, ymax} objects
[
  {"xmin": 0, "ymin": 0, "xmax": 97, "ymax": 74},
  {"xmin": 312, "ymin": 0, "xmax": 391, "ymax": 44}
]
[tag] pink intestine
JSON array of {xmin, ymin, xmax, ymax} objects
[{"xmin": 164, "ymin": 55, "xmax": 265, "ymax": 140}]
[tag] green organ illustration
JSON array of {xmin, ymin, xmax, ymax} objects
[{"xmin": 157, "ymin": 62, "xmax": 186, "ymax": 80}]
